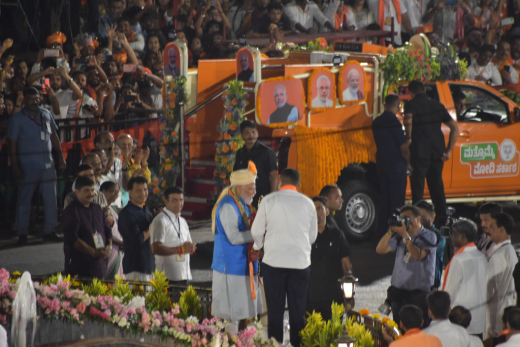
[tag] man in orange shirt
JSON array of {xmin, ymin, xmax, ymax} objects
[{"xmin": 383, "ymin": 305, "xmax": 442, "ymax": 347}]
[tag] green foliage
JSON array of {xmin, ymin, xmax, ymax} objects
[
  {"xmin": 500, "ymin": 89, "xmax": 520, "ymax": 106},
  {"xmin": 109, "ymin": 275, "xmax": 134, "ymax": 304},
  {"xmin": 145, "ymin": 270, "xmax": 172, "ymax": 311},
  {"xmin": 84, "ymin": 278, "xmax": 109, "ymax": 297},
  {"xmin": 44, "ymin": 273, "xmax": 71, "ymax": 285},
  {"xmin": 300, "ymin": 302, "xmax": 344, "ymax": 347},
  {"xmin": 382, "ymin": 45, "xmax": 440, "ymax": 94},
  {"xmin": 294, "ymin": 38, "xmax": 333, "ymax": 52},
  {"xmin": 344, "ymin": 317, "xmax": 374, "ymax": 347},
  {"xmin": 177, "ymin": 286, "xmax": 202, "ymax": 319}
]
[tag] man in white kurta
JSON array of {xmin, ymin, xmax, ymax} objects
[
  {"xmin": 486, "ymin": 213, "xmax": 518, "ymax": 339},
  {"xmin": 150, "ymin": 187, "xmax": 195, "ymax": 284},
  {"xmin": 442, "ymin": 219, "xmax": 487, "ymax": 336},
  {"xmin": 211, "ymin": 164, "xmax": 263, "ymax": 330}
]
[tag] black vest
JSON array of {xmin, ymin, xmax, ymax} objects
[{"xmin": 269, "ymin": 103, "xmax": 295, "ymax": 124}]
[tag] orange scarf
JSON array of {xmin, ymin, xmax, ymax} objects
[
  {"xmin": 378, "ymin": 0, "xmax": 401, "ymax": 30},
  {"xmin": 280, "ymin": 185, "xmax": 298, "ymax": 192},
  {"xmin": 334, "ymin": 5, "xmax": 350, "ymax": 30},
  {"xmin": 127, "ymin": 30, "xmax": 135, "ymax": 42},
  {"xmin": 441, "ymin": 242, "xmax": 475, "ymax": 290},
  {"xmin": 493, "ymin": 56, "xmax": 510, "ymax": 71}
]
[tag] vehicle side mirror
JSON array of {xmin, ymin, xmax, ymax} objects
[{"xmin": 514, "ymin": 107, "xmax": 520, "ymax": 123}]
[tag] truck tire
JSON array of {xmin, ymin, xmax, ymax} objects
[{"xmin": 335, "ymin": 180, "xmax": 379, "ymax": 241}]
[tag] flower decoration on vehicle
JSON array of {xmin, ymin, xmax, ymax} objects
[
  {"xmin": 214, "ymin": 80, "xmax": 249, "ymax": 192},
  {"xmin": 148, "ymin": 76, "xmax": 188, "ymax": 208},
  {"xmin": 294, "ymin": 125, "xmax": 377, "ymax": 197}
]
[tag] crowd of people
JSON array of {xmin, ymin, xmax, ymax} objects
[{"xmin": 2, "ymin": 0, "xmax": 520, "ymax": 131}]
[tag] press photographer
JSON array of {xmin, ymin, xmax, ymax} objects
[{"xmin": 376, "ymin": 205, "xmax": 438, "ymax": 330}]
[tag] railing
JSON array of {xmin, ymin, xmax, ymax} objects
[
  {"xmin": 30, "ymin": 275, "xmax": 213, "ymax": 319},
  {"xmin": 347, "ymin": 310, "xmax": 394, "ymax": 347},
  {"xmin": 224, "ymin": 26, "xmax": 396, "ymax": 47},
  {"xmin": 54, "ymin": 109, "xmax": 164, "ymax": 143}
]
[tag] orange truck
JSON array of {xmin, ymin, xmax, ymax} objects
[{"xmin": 186, "ymin": 43, "xmax": 520, "ymax": 240}]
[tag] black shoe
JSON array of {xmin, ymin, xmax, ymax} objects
[
  {"xmin": 43, "ymin": 232, "xmax": 63, "ymax": 243},
  {"xmin": 17, "ymin": 235, "xmax": 28, "ymax": 246}
]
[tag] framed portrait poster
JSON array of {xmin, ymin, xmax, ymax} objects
[
  {"xmin": 338, "ymin": 61, "xmax": 367, "ymax": 105},
  {"xmin": 255, "ymin": 77, "xmax": 305, "ymax": 127},
  {"xmin": 307, "ymin": 67, "xmax": 336, "ymax": 112}
]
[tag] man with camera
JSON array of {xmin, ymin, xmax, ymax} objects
[{"xmin": 376, "ymin": 205, "xmax": 437, "ymax": 329}]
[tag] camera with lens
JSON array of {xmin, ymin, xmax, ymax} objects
[
  {"xmin": 388, "ymin": 212, "xmax": 410, "ymax": 231},
  {"xmin": 439, "ymin": 206, "xmax": 457, "ymax": 238}
]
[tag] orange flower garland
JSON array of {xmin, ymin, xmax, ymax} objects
[
  {"xmin": 294, "ymin": 125, "xmax": 377, "ymax": 197},
  {"xmin": 307, "ymin": 67, "xmax": 336, "ymax": 113},
  {"xmin": 255, "ymin": 76, "xmax": 305, "ymax": 128},
  {"xmin": 338, "ymin": 61, "xmax": 368, "ymax": 106}
]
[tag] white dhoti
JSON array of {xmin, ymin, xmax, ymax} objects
[{"xmin": 211, "ymin": 271, "xmax": 263, "ymax": 322}]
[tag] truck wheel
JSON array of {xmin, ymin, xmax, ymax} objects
[{"xmin": 336, "ymin": 180, "xmax": 379, "ymax": 241}]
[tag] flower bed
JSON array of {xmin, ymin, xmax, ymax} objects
[{"xmin": 0, "ymin": 269, "xmax": 277, "ymax": 347}]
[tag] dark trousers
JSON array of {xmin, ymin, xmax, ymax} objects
[
  {"xmin": 263, "ymin": 263, "xmax": 311, "ymax": 347},
  {"xmin": 375, "ymin": 163, "xmax": 407, "ymax": 239},
  {"xmin": 410, "ymin": 156, "xmax": 447, "ymax": 229},
  {"xmin": 389, "ymin": 286, "xmax": 430, "ymax": 330}
]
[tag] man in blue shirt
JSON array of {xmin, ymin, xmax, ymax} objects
[
  {"xmin": 415, "ymin": 200, "xmax": 445, "ymax": 291},
  {"xmin": 118, "ymin": 176, "xmax": 155, "ymax": 281},
  {"xmin": 8, "ymin": 87, "xmax": 66, "ymax": 246},
  {"xmin": 376, "ymin": 205, "xmax": 437, "ymax": 330},
  {"xmin": 372, "ymin": 94, "xmax": 411, "ymax": 240}
]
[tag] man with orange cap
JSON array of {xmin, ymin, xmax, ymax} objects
[{"xmin": 30, "ymin": 32, "xmax": 69, "ymax": 76}]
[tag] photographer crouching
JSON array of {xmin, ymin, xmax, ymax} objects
[{"xmin": 376, "ymin": 205, "xmax": 438, "ymax": 330}]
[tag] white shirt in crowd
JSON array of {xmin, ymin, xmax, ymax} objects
[
  {"xmin": 493, "ymin": 63, "xmax": 520, "ymax": 85},
  {"xmin": 468, "ymin": 61, "xmax": 503, "ymax": 86},
  {"xmin": 314, "ymin": 0, "xmax": 341, "ymax": 32},
  {"xmin": 442, "ymin": 245, "xmax": 488, "ymax": 335},
  {"xmin": 486, "ymin": 239, "xmax": 518, "ymax": 339},
  {"xmin": 150, "ymin": 208, "xmax": 192, "ymax": 281},
  {"xmin": 469, "ymin": 335, "xmax": 484, "ymax": 347},
  {"xmin": 423, "ymin": 319, "xmax": 471, "ymax": 347},
  {"xmin": 367, "ymin": 0, "xmax": 407, "ymax": 46},
  {"xmin": 345, "ymin": 6, "xmax": 374, "ymax": 30},
  {"xmin": 496, "ymin": 334, "xmax": 520, "ymax": 347},
  {"xmin": 284, "ymin": 1, "xmax": 330, "ymax": 32},
  {"xmin": 251, "ymin": 187, "xmax": 317, "ymax": 269},
  {"xmin": 402, "ymin": 0, "xmax": 429, "ymax": 32}
]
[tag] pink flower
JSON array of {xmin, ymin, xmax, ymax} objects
[
  {"xmin": 9, "ymin": 291, "xmax": 16, "ymax": 299},
  {"xmin": 0, "ymin": 269, "xmax": 9, "ymax": 282},
  {"xmin": 201, "ymin": 338, "xmax": 208, "ymax": 344},
  {"xmin": 76, "ymin": 302, "xmax": 86, "ymax": 314},
  {"xmin": 104, "ymin": 309, "xmax": 112, "ymax": 318},
  {"xmin": 153, "ymin": 319, "xmax": 161, "ymax": 327},
  {"xmin": 69, "ymin": 308, "xmax": 77, "ymax": 315},
  {"xmin": 62, "ymin": 301, "xmax": 70, "ymax": 309},
  {"xmin": 129, "ymin": 309, "xmax": 136, "ymax": 315},
  {"xmin": 186, "ymin": 325, "xmax": 192, "ymax": 332}
]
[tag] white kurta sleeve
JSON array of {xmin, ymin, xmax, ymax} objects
[
  {"xmin": 443, "ymin": 258, "xmax": 462, "ymax": 301},
  {"xmin": 309, "ymin": 205, "xmax": 318, "ymax": 244},
  {"xmin": 251, "ymin": 199, "xmax": 267, "ymax": 250},
  {"xmin": 490, "ymin": 66, "xmax": 503, "ymax": 86},
  {"xmin": 219, "ymin": 204, "xmax": 254, "ymax": 245}
]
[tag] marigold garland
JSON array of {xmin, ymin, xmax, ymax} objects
[
  {"xmin": 255, "ymin": 76, "xmax": 305, "ymax": 128},
  {"xmin": 147, "ymin": 77, "xmax": 188, "ymax": 208},
  {"xmin": 214, "ymin": 80, "xmax": 249, "ymax": 191},
  {"xmin": 307, "ymin": 67, "xmax": 336, "ymax": 113},
  {"xmin": 294, "ymin": 125, "xmax": 376, "ymax": 197},
  {"xmin": 338, "ymin": 61, "xmax": 368, "ymax": 105}
]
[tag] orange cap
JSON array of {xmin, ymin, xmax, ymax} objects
[{"xmin": 46, "ymin": 32, "xmax": 67, "ymax": 47}]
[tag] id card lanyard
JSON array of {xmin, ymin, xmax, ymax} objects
[
  {"xmin": 90, "ymin": 208, "xmax": 105, "ymax": 249},
  {"xmin": 163, "ymin": 211, "xmax": 185, "ymax": 262},
  {"xmin": 24, "ymin": 109, "xmax": 48, "ymax": 141}
]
